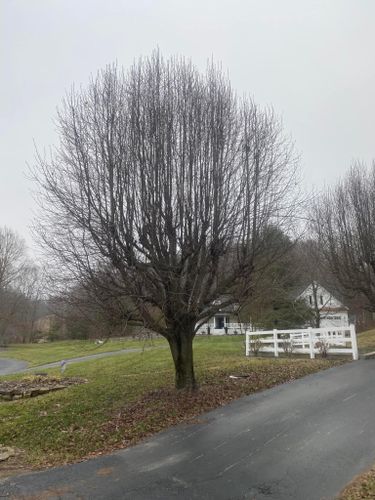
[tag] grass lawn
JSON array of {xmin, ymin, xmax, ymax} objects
[
  {"xmin": 357, "ymin": 328, "xmax": 375, "ymax": 354},
  {"xmin": 0, "ymin": 337, "xmax": 166, "ymax": 367},
  {"xmin": 0, "ymin": 335, "xmax": 343, "ymax": 474}
]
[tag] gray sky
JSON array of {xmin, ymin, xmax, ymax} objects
[{"xmin": 1, "ymin": 0, "xmax": 374, "ymax": 253}]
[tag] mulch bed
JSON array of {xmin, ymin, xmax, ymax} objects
[{"xmin": 0, "ymin": 376, "xmax": 87, "ymax": 401}]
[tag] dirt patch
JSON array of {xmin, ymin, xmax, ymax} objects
[
  {"xmin": 96, "ymin": 467, "xmax": 114, "ymax": 477},
  {"xmin": 0, "ymin": 376, "xmax": 87, "ymax": 401},
  {"xmin": 0, "ymin": 448, "xmax": 30, "ymax": 478},
  {"xmin": 11, "ymin": 486, "xmax": 75, "ymax": 500}
]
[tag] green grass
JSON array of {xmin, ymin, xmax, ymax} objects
[
  {"xmin": 357, "ymin": 328, "xmax": 375, "ymax": 354},
  {"xmin": 0, "ymin": 337, "xmax": 166, "ymax": 366},
  {"xmin": 0, "ymin": 336, "xmax": 341, "ymax": 471}
]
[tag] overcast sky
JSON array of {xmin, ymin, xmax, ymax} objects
[{"xmin": 1, "ymin": 0, "xmax": 374, "ymax": 253}]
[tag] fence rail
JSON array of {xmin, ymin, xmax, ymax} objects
[{"xmin": 245, "ymin": 325, "xmax": 358, "ymax": 360}]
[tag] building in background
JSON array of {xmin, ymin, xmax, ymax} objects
[{"xmin": 297, "ymin": 281, "xmax": 349, "ymax": 328}]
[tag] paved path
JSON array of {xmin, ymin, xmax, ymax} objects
[
  {"xmin": 0, "ymin": 358, "xmax": 28, "ymax": 375},
  {"xmin": 1, "ymin": 360, "xmax": 375, "ymax": 499},
  {"xmin": 0, "ymin": 346, "xmax": 163, "ymax": 376}
]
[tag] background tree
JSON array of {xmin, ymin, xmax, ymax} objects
[
  {"xmin": 33, "ymin": 52, "xmax": 299, "ymax": 389},
  {"xmin": 255, "ymin": 297, "xmax": 313, "ymax": 330},
  {"xmin": 238, "ymin": 230, "xmax": 313, "ymax": 329},
  {"xmin": 312, "ymin": 162, "xmax": 375, "ymax": 312},
  {"xmin": 7, "ymin": 264, "xmax": 42, "ymax": 343},
  {"xmin": 290, "ymin": 240, "xmax": 344, "ymax": 328},
  {"xmin": 0, "ymin": 227, "xmax": 26, "ymax": 291},
  {"xmin": 48, "ymin": 268, "xmax": 142, "ymax": 341},
  {"xmin": 0, "ymin": 227, "xmax": 43, "ymax": 344}
]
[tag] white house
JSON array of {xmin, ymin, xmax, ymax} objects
[
  {"xmin": 297, "ymin": 282, "xmax": 349, "ymax": 328},
  {"xmin": 196, "ymin": 299, "xmax": 246, "ymax": 335},
  {"xmin": 196, "ymin": 282, "xmax": 350, "ymax": 335}
]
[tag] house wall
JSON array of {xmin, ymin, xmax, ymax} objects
[
  {"xmin": 196, "ymin": 313, "xmax": 241, "ymax": 335},
  {"xmin": 299, "ymin": 283, "xmax": 342, "ymax": 310},
  {"xmin": 299, "ymin": 283, "xmax": 349, "ymax": 328},
  {"xmin": 319, "ymin": 312, "xmax": 349, "ymax": 328}
]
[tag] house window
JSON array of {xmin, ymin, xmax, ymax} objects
[
  {"xmin": 309, "ymin": 295, "xmax": 312, "ymax": 305},
  {"xmin": 320, "ymin": 295, "xmax": 324, "ymax": 305}
]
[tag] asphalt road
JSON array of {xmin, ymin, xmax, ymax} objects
[
  {"xmin": 0, "ymin": 358, "xmax": 28, "ymax": 375},
  {"xmin": 1, "ymin": 360, "xmax": 375, "ymax": 500}
]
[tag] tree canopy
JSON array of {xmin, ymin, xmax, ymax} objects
[
  {"xmin": 312, "ymin": 162, "xmax": 375, "ymax": 312},
  {"xmin": 34, "ymin": 52, "xmax": 299, "ymax": 389}
]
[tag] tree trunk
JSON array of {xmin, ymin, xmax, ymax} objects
[
  {"xmin": 315, "ymin": 314, "xmax": 320, "ymax": 328},
  {"xmin": 168, "ymin": 331, "xmax": 197, "ymax": 390}
]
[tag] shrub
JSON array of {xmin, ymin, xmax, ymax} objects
[
  {"xmin": 315, "ymin": 338, "xmax": 330, "ymax": 358},
  {"xmin": 281, "ymin": 334, "xmax": 295, "ymax": 357},
  {"xmin": 250, "ymin": 335, "xmax": 262, "ymax": 356}
]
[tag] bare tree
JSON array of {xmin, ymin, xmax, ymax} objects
[
  {"xmin": 33, "ymin": 52, "xmax": 299, "ymax": 389},
  {"xmin": 0, "ymin": 228, "xmax": 42, "ymax": 344},
  {"xmin": 50, "ymin": 268, "xmax": 141, "ymax": 340},
  {"xmin": 0, "ymin": 227, "xmax": 26, "ymax": 290},
  {"xmin": 305, "ymin": 281, "xmax": 334, "ymax": 328},
  {"xmin": 291, "ymin": 241, "xmax": 340, "ymax": 328},
  {"xmin": 312, "ymin": 161, "xmax": 375, "ymax": 312},
  {"xmin": 15, "ymin": 264, "xmax": 43, "ymax": 343}
]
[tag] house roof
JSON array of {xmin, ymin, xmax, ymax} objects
[
  {"xmin": 214, "ymin": 303, "xmax": 240, "ymax": 314},
  {"xmin": 292, "ymin": 281, "xmax": 348, "ymax": 310},
  {"xmin": 206, "ymin": 295, "xmax": 240, "ymax": 315},
  {"xmin": 320, "ymin": 306, "xmax": 348, "ymax": 313},
  {"xmin": 290, "ymin": 285, "xmax": 309, "ymax": 300}
]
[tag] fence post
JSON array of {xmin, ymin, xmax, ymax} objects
[
  {"xmin": 273, "ymin": 329, "xmax": 279, "ymax": 357},
  {"xmin": 350, "ymin": 323, "xmax": 359, "ymax": 360},
  {"xmin": 245, "ymin": 332, "xmax": 250, "ymax": 357},
  {"xmin": 308, "ymin": 327, "xmax": 315, "ymax": 359}
]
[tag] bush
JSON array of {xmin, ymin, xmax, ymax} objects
[
  {"xmin": 281, "ymin": 334, "xmax": 295, "ymax": 357},
  {"xmin": 315, "ymin": 338, "xmax": 330, "ymax": 358},
  {"xmin": 249, "ymin": 335, "xmax": 262, "ymax": 356}
]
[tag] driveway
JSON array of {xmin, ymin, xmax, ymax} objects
[{"xmin": 1, "ymin": 360, "xmax": 375, "ymax": 499}]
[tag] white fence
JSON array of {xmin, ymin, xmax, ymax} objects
[{"xmin": 245, "ymin": 325, "xmax": 358, "ymax": 360}]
